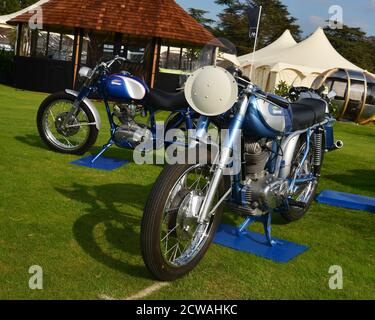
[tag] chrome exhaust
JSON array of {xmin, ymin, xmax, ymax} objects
[
  {"xmin": 334, "ymin": 140, "xmax": 344, "ymax": 149},
  {"xmin": 329, "ymin": 140, "xmax": 344, "ymax": 151}
]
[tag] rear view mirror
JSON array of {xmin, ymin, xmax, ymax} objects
[{"xmin": 327, "ymin": 90, "xmax": 337, "ymax": 100}]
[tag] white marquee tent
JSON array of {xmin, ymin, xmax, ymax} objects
[
  {"xmin": 239, "ymin": 27, "xmax": 364, "ymax": 91},
  {"xmin": 239, "ymin": 29, "xmax": 297, "ymax": 76},
  {"xmin": 0, "ymin": 0, "xmax": 50, "ymax": 29}
]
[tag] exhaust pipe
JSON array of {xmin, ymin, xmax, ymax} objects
[
  {"xmin": 334, "ymin": 140, "xmax": 344, "ymax": 149},
  {"xmin": 328, "ymin": 140, "xmax": 344, "ymax": 152}
]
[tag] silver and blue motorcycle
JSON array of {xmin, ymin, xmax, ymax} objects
[
  {"xmin": 140, "ymin": 64, "xmax": 342, "ymax": 281},
  {"xmin": 36, "ymin": 56, "xmax": 195, "ymax": 158}
]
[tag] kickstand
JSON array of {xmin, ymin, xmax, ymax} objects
[
  {"xmin": 91, "ymin": 140, "xmax": 114, "ymax": 164},
  {"xmin": 236, "ymin": 213, "xmax": 281, "ymax": 247}
]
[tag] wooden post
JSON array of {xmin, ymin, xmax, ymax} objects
[
  {"xmin": 45, "ymin": 31, "xmax": 50, "ymax": 57},
  {"xmin": 72, "ymin": 28, "xmax": 83, "ymax": 89},
  {"xmin": 178, "ymin": 47, "xmax": 183, "ymax": 70},
  {"xmin": 165, "ymin": 46, "xmax": 170, "ymax": 69},
  {"xmin": 114, "ymin": 33, "xmax": 123, "ymax": 56},
  {"xmin": 30, "ymin": 30, "xmax": 38, "ymax": 57},
  {"xmin": 150, "ymin": 38, "xmax": 161, "ymax": 88},
  {"xmin": 15, "ymin": 24, "xmax": 23, "ymax": 56}
]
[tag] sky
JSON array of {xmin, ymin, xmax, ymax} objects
[{"xmin": 176, "ymin": 0, "xmax": 375, "ymax": 37}]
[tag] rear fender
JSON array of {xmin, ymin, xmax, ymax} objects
[{"xmin": 277, "ymin": 132, "xmax": 302, "ymax": 179}]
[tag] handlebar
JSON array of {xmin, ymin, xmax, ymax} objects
[
  {"xmin": 102, "ymin": 55, "xmax": 128, "ymax": 68},
  {"xmin": 236, "ymin": 75, "xmax": 290, "ymax": 109},
  {"xmin": 255, "ymin": 89, "xmax": 290, "ymax": 109}
]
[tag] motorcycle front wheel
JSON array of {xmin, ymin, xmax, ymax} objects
[
  {"xmin": 37, "ymin": 92, "xmax": 99, "ymax": 155},
  {"xmin": 141, "ymin": 162, "xmax": 225, "ymax": 281}
]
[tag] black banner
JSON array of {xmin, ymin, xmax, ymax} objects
[{"xmin": 247, "ymin": 3, "xmax": 261, "ymax": 38}]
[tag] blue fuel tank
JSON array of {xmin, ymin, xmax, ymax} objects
[{"xmin": 106, "ymin": 73, "xmax": 149, "ymax": 101}]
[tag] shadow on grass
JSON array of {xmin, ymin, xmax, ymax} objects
[
  {"xmin": 15, "ymin": 134, "xmax": 136, "ymax": 162},
  {"xmin": 15, "ymin": 134, "xmax": 49, "ymax": 151},
  {"xmin": 324, "ymin": 169, "xmax": 375, "ymax": 194},
  {"xmin": 56, "ymin": 182, "xmax": 154, "ymax": 280}
]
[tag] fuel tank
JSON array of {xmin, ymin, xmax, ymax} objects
[
  {"xmin": 106, "ymin": 73, "xmax": 148, "ymax": 101},
  {"xmin": 243, "ymin": 96, "xmax": 293, "ymax": 138}
]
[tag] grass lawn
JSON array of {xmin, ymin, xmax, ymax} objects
[{"xmin": 0, "ymin": 84, "xmax": 374, "ymax": 300}]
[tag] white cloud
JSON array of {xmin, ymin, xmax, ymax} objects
[{"xmin": 369, "ymin": 0, "xmax": 375, "ymax": 10}]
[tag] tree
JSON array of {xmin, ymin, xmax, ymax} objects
[
  {"xmin": 188, "ymin": 8, "xmax": 215, "ymax": 31},
  {"xmin": 186, "ymin": 8, "xmax": 216, "ymax": 70},
  {"xmin": 214, "ymin": 0, "xmax": 301, "ymax": 55},
  {"xmin": 0, "ymin": 0, "xmax": 39, "ymax": 15},
  {"xmin": 324, "ymin": 25, "xmax": 375, "ymax": 73},
  {"xmin": 20, "ymin": 0, "xmax": 39, "ymax": 7},
  {"xmin": 0, "ymin": 0, "xmax": 21, "ymax": 15}
]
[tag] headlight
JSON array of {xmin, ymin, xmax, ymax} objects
[{"xmin": 79, "ymin": 67, "xmax": 93, "ymax": 78}]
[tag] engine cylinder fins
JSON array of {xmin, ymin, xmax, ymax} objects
[
  {"xmin": 245, "ymin": 152, "xmax": 270, "ymax": 175},
  {"xmin": 244, "ymin": 139, "xmax": 271, "ymax": 175}
]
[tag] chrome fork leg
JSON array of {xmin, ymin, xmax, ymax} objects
[{"xmin": 197, "ymin": 95, "xmax": 249, "ymax": 224}]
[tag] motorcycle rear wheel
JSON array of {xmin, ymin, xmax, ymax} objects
[{"xmin": 280, "ymin": 133, "xmax": 325, "ymax": 222}]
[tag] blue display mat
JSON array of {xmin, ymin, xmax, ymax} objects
[
  {"xmin": 214, "ymin": 224, "xmax": 308, "ymax": 263},
  {"xmin": 71, "ymin": 155, "xmax": 129, "ymax": 171},
  {"xmin": 316, "ymin": 190, "xmax": 375, "ymax": 213}
]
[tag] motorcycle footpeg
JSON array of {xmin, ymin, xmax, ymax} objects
[{"xmin": 287, "ymin": 199, "xmax": 307, "ymax": 209}]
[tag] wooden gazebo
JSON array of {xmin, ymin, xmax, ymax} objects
[{"xmin": 7, "ymin": 0, "xmax": 214, "ymax": 92}]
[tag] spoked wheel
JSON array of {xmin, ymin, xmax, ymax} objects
[
  {"xmin": 141, "ymin": 163, "xmax": 225, "ymax": 281},
  {"xmin": 280, "ymin": 133, "xmax": 324, "ymax": 222},
  {"xmin": 37, "ymin": 92, "xmax": 98, "ymax": 154}
]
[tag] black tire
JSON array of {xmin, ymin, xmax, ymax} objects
[
  {"xmin": 141, "ymin": 163, "xmax": 225, "ymax": 281},
  {"xmin": 37, "ymin": 92, "xmax": 99, "ymax": 155},
  {"xmin": 280, "ymin": 132, "xmax": 325, "ymax": 222}
]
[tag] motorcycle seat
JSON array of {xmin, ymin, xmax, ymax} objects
[
  {"xmin": 146, "ymin": 89, "xmax": 190, "ymax": 111},
  {"xmin": 290, "ymin": 98, "xmax": 327, "ymax": 131}
]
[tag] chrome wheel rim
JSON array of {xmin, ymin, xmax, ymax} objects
[
  {"xmin": 160, "ymin": 164, "xmax": 217, "ymax": 267},
  {"xmin": 42, "ymin": 100, "xmax": 91, "ymax": 151}
]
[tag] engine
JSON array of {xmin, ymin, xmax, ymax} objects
[
  {"xmin": 112, "ymin": 103, "xmax": 152, "ymax": 147},
  {"xmin": 239, "ymin": 138, "xmax": 289, "ymax": 216}
]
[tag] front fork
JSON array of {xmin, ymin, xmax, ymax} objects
[
  {"xmin": 62, "ymin": 86, "xmax": 91, "ymax": 128},
  {"xmin": 197, "ymin": 95, "xmax": 250, "ymax": 224}
]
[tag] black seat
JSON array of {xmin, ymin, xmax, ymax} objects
[
  {"xmin": 290, "ymin": 98, "xmax": 326, "ymax": 131},
  {"xmin": 146, "ymin": 88, "xmax": 190, "ymax": 110}
]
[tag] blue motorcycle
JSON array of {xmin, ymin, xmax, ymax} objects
[
  {"xmin": 140, "ymin": 65, "xmax": 343, "ymax": 281},
  {"xmin": 37, "ymin": 56, "xmax": 195, "ymax": 159}
]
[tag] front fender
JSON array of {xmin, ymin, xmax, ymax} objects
[{"xmin": 65, "ymin": 89, "xmax": 102, "ymax": 130}]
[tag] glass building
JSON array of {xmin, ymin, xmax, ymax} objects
[{"xmin": 313, "ymin": 68, "xmax": 375, "ymax": 124}]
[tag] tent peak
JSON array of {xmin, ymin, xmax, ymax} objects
[{"xmin": 239, "ymin": 29, "xmax": 297, "ymax": 66}]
